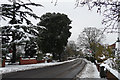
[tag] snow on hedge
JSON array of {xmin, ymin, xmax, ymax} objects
[
  {"xmin": 99, "ymin": 58, "xmax": 120, "ymax": 79},
  {"xmin": 100, "ymin": 63, "xmax": 120, "ymax": 79}
]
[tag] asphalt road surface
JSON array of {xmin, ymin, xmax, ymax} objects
[{"xmin": 2, "ymin": 59, "xmax": 87, "ymax": 80}]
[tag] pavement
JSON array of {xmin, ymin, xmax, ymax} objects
[{"xmin": 2, "ymin": 59, "xmax": 87, "ymax": 80}]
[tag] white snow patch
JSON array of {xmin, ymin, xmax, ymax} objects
[
  {"xmin": 100, "ymin": 63, "xmax": 120, "ymax": 79},
  {"xmin": 0, "ymin": 59, "xmax": 77, "ymax": 75},
  {"xmin": 21, "ymin": 58, "xmax": 36, "ymax": 60},
  {"xmin": 99, "ymin": 55, "xmax": 105, "ymax": 60},
  {"xmin": 103, "ymin": 58, "xmax": 116, "ymax": 69},
  {"xmin": 77, "ymin": 58, "xmax": 100, "ymax": 78}
]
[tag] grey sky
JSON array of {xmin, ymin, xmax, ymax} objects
[{"xmin": 0, "ymin": 0, "xmax": 118, "ymax": 45}]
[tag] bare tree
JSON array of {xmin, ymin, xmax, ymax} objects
[
  {"xmin": 51, "ymin": 0, "xmax": 120, "ymax": 32},
  {"xmin": 68, "ymin": 41, "xmax": 77, "ymax": 51},
  {"xmin": 75, "ymin": 0, "xmax": 120, "ymax": 31},
  {"xmin": 65, "ymin": 40, "xmax": 80, "ymax": 58},
  {"xmin": 77, "ymin": 27, "xmax": 105, "ymax": 55}
]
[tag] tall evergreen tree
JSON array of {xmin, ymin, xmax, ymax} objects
[
  {"xmin": 37, "ymin": 12, "xmax": 72, "ymax": 61},
  {"xmin": 2, "ymin": 0, "xmax": 43, "ymax": 25},
  {"xmin": 1, "ymin": 0, "xmax": 42, "ymax": 63}
]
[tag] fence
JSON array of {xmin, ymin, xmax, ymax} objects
[{"xmin": 96, "ymin": 64, "xmax": 119, "ymax": 80}]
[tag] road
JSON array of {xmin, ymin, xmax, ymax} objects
[{"xmin": 2, "ymin": 59, "xmax": 87, "ymax": 80}]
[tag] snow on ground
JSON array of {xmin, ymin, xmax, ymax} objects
[
  {"xmin": 76, "ymin": 58, "xmax": 100, "ymax": 78},
  {"xmin": 0, "ymin": 59, "xmax": 77, "ymax": 75},
  {"xmin": 100, "ymin": 63, "xmax": 120, "ymax": 80},
  {"xmin": 100, "ymin": 58, "xmax": 120, "ymax": 79}
]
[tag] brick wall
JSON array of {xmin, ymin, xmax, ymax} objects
[
  {"xmin": 106, "ymin": 70, "xmax": 119, "ymax": 80},
  {"xmin": 19, "ymin": 58, "xmax": 37, "ymax": 65},
  {"xmin": 96, "ymin": 64, "xmax": 119, "ymax": 80}
]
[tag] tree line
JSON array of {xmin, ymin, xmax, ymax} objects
[
  {"xmin": 1, "ymin": 1, "xmax": 120, "ymax": 72},
  {"xmin": 1, "ymin": 0, "xmax": 72, "ymax": 63}
]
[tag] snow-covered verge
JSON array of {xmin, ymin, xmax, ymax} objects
[
  {"xmin": 76, "ymin": 58, "xmax": 100, "ymax": 78},
  {"xmin": 0, "ymin": 59, "xmax": 77, "ymax": 75}
]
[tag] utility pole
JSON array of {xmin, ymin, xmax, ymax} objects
[
  {"xmin": 0, "ymin": 4, "xmax": 2, "ymax": 67},
  {"xmin": 117, "ymin": 16, "xmax": 120, "ymax": 54},
  {"xmin": 117, "ymin": 11, "xmax": 120, "ymax": 58},
  {"xmin": 116, "ymin": 7, "xmax": 120, "ymax": 55},
  {"xmin": 115, "ymin": 5, "xmax": 120, "ymax": 71}
]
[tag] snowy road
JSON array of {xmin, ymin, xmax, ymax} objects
[{"xmin": 2, "ymin": 59, "xmax": 86, "ymax": 79}]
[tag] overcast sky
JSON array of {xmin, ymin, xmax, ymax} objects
[{"xmin": 0, "ymin": 0, "xmax": 118, "ymax": 45}]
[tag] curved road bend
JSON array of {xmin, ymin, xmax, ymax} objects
[{"xmin": 2, "ymin": 59, "xmax": 87, "ymax": 80}]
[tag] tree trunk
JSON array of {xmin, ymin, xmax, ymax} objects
[
  {"xmin": 58, "ymin": 53, "xmax": 62, "ymax": 62},
  {"xmin": 11, "ymin": 2, "xmax": 17, "ymax": 63},
  {"xmin": 11, "ymin": 43, "xmax": 16, "ymax": 63},
  {"xmin": 52, "ymin": 53, "xmax": 56, "ymax": 60},
  {"xmin": 11, "ymin": 30, "xmax": 16, "ymax": 63}
]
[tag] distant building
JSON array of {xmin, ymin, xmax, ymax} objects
[
  {"xmin": 109, "ymin": 43, "xmax": 116, "ymax": 57},
  {"xmin": 109, "ymin": 43, "xmax": 116, "ymax": 49}
]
